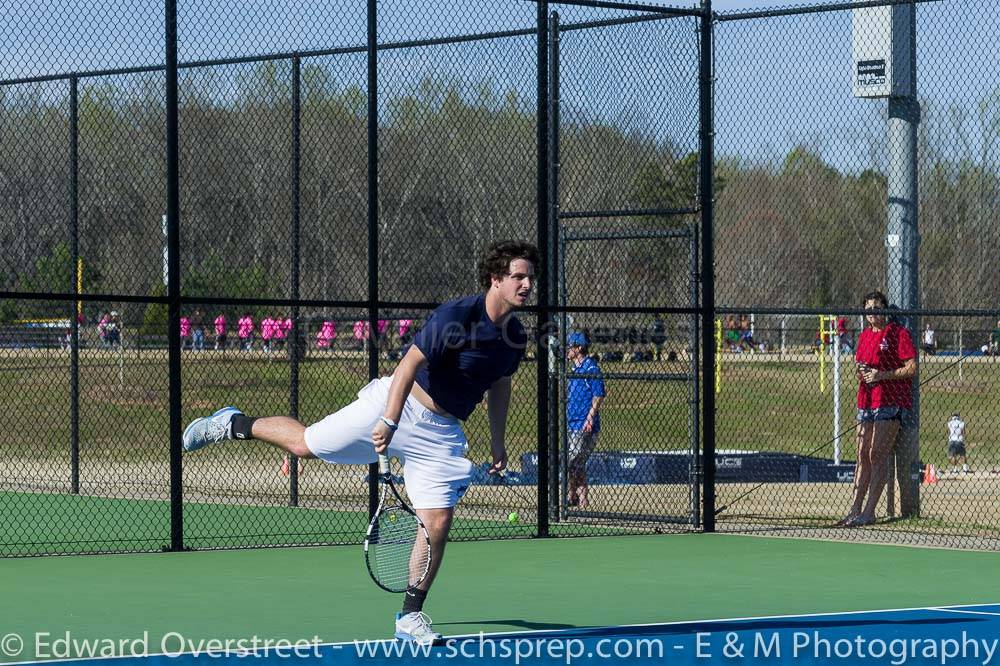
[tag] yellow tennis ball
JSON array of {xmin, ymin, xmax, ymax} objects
[
  {"xmin": 389, "ymin": 513, "xmax": 397, "ymax": 522},
  {"xmin": 508, "ymin": 511, "xmax": 519, "ymax": 524}
]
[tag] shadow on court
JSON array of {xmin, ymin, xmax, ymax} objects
[{"xmin": 435, "ymin": 619, "xmax": 582, "ymax": 631}]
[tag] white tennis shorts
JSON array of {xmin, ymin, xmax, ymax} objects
[{"xmin": 303, "ymin": 377, "xmax": 473, "ymax": 509}]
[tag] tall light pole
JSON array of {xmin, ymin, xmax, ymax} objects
[{"xmin": 853, "ymin": 3, "xmax": 920, "ymax": 517}]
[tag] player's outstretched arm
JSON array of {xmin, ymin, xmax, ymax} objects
[{"xmin": 486, "ymin": 375, "xmax": 512, "ymax": 474}]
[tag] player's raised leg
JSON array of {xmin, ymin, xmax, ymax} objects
[{"xmin": 183, "ymin": 408, "xmax": 314, "ymax": 458}]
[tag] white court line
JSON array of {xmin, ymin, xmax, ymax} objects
[{"xmin": 931, "ymin": 607, "xmax": 1000, "ymax": 617}]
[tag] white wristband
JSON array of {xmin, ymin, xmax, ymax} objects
[{"xmin": 380, "ymin": 416, "xmax": 398, "ymax": 431}]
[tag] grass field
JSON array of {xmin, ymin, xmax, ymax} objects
[
  {"xmin": 3, "ymin": 347, "xmax": 996, "ymax": 466},
  {"xmin": 2, "ymin": 346, "xmax": 998, "ymax": 553}
]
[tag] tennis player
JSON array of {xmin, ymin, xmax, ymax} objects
[
  {"xmin": 182, "ymin": 240, "xmax": 538, "ymax": 644},
  {"xmin": 838, "ymin": 289, "xmax": 917, "ymax": 527}
]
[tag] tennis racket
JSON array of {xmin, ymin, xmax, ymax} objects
[{"xmin": 363, "ymin": 453, "xmax": 431, "ymax": 593}]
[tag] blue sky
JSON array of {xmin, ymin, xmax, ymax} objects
[{"xmin": 2, "ymin": 0, "xmax": 997, "ymax": 173}]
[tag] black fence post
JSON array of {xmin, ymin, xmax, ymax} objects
[
  {"xmin": 536, "ymin": 0, "xmax": 551, "ymax": 538},
  {"xmin": 165, "ymin": 0, "xmax": 184, "ymax": 551},
  {"xmin": 69, "ymin": 76, "xmax": 80, "ymax": 496},
  {"xmin": 546, "ymin": 11, "xmax": 561, "ymax": 524},
  {"xmin": 689, "ymin": 222, "xmax": 701, "ymax": 529},
  {"xmin": 366, "ymin": 0, "xmax": 380, "ymax": 519},
  {"xmin": 698, "ymin": 0, "xmax": 716, "ymax": 532},
  {"xmin": 289, "ymin": 55, "xmax": 301, "ymax": 507}
]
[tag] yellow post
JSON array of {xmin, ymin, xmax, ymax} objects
[
  {"xmin": 715, "ymin": 318, "xmax": 722, "ymax": 394},
  {"xmin": 76, "ymin": 258, "xmax": 83, "ymax": 319}
]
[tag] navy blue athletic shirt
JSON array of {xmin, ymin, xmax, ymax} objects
[{"xmin": 410, "ymin": 293, "xmax": 527, "ymax": 420}]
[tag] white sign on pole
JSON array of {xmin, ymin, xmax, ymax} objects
[{"xmin": 851, "ymin": 4, "xmax": 914, "ymax": 99}]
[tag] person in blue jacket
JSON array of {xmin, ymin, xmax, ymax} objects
[{"xmin": 566, "ymin": 331, "xmax": 606, "ymax": 509}]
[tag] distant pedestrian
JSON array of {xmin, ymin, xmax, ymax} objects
[
  {"xmin": 214, "ymin": 314, "xmax": 227, "ymax": 350},
  {"xmin": 947, "ymin": 412, "xmax": 969, "ymax": 474},
  {"xmin": 238, "ymin": 313, "xmax": 255, "ymax": 351},
  {"xmin": 922, "ymin": 324, "xmax": 936, "ymax": 356}
]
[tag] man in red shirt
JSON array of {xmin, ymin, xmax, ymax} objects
[{"xmin": 838, "ymin": 290, "xmax": 917, "ymax": 528}]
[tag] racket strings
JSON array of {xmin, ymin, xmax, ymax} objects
[{"xmin": 368, "ymin": 508, "xmax": 429, "ymax": 591}]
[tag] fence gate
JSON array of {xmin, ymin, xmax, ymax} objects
[{"xmin": 545, "ymin": 5, "xmax": 703, "ymax": 529}]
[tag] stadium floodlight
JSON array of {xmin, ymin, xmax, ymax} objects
[{"xmin": 851, "ymin": 4, "xmax": 915, "ymax": 99}]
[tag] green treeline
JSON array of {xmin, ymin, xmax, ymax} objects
[{"xmin": 2, "ymin": 66, "xmax": 998, "ymax": 325}]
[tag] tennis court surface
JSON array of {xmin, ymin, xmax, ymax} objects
[{"xmin": 4, "ymin": 534, "xmax": 1000, "ymax": 665}]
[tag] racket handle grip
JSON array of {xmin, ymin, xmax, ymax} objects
[{"xmin": 377, "ymin": 454, "xmax": 390, "ymax": 476}]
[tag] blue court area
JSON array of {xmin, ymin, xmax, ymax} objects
[{"xmin": 21, "ymin": 605, "xmax": 1000, "ymax": 665}]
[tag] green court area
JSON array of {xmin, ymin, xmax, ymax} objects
[
  {"xmin": 0, "ymin": 490, "xmax": 615, "ymax": 556},
  {"xmin": 2, "ymin": 533, "xmax": 999, "ymax": 662}
]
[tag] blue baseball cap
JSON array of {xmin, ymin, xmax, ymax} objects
[{"xmin": 567, "ymin": 332, "xmax": 588, "ymax": 347}]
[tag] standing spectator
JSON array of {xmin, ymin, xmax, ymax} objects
[
  {"xmin": 724, "ymin": 314, "xmax": 740, "ymax": 352},
  {"xmin": 353, "ymin": 320, "xmax": 369, "ymax": 352},
  {"xmin": 565, "ymin": 331, "xmax": 606, "ymax": 509},
  {"xmin": 191, "ymin": 309, "xmax": 206, "ymax": 351},
  {"xmin": 990, "ymin": 320, "xmax": 1000, "ymax": 356},
  {"xmin": 270, "ymin": 314, "xmax": 286, "ymax": 351},
  {"xmin": 279, "ymin": 315, "xmax": 293, "ymax": 351},
  {"xmin": 97, "ymin": 311, "xmax": 110, "ymax": 348},
  {"xmin": 316, "ymin": 320, "xmax": 336, "ymax": 350},
  {"xmin": 399, "ymin": 319, "xmax": 413, "ymax": 338},
  {"xmin": 946, "ymin": 412, "xmax": 969, "ymax": 474},
  {"xmin": 376, "ymin": 319, "xmax": 390, "ymax": 352},
  {"xmin": 214, "ymin": 313, "xmax": 227, "ymax": 351},
  {"xmin": 237, "ymin": 313, "xmax": 255, "ymax": 351},
  {"xmin": 398, "ymin": 319, "xmax": 414, "ymax": 349},
  {"xmin": 739, "ymin": 314, "xmax": 754, "ymax": 352},
  {"xmin": 838, "ymin": 289, "xmax": 917, "ymax": 528},
  {"xmin": 180, "ymin": 315, "xmax": 192, "ymax": 350},
  {"xmin": 837, "ymin": 316, "xmax": 853, "ymax": 354},
  {"xmin": 922, "ymin": 324, "xmax": 936, "ymax": 356},
  {"xmin": 105, "ymin": 311, "xmax": 122, "ymax": 348},
  {"xmin": 261, "ymin": 315, "xmax": 275, "ymax": 352},
  {"xmin": 650, "ymin": 315, "xmax": 666, "ymax": 361}
]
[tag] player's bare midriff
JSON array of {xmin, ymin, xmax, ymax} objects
[{"xmin": 407, "ymin": 377, "xmax": 454, "ymax": 418}]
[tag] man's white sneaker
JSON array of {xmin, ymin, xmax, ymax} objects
[
  {"xmin": 394, "ymin": 612, "xmax": 442, "ymax": 645},
  {"xmin": 182, "ymin": 406, "xmax": 242, "ymax": 452}
]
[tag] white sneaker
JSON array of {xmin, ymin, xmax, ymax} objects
[
  {"xmin": 394, "ymin": 612, "xmax": 442, "ymax": 645},
  {"xmin": 182, "ymin": 406, "xmax": 242, "ymax": 452}
]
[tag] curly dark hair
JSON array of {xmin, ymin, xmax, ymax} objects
[{"xmin": 477, "ymin": 240, "xmax": 541, "ymax": 291}]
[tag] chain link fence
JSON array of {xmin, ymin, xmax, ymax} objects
[
  {"xmin": 713, "ymin": 0, "xmax": 1000, "ymax": 549},
  {"xmin": 3, "ymin": 0, "xmax": 999, "ymax": 556}
]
